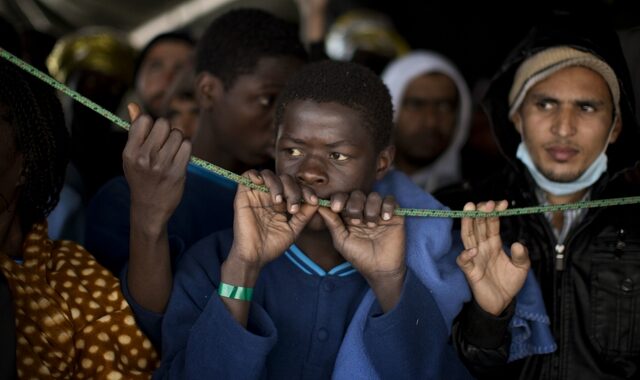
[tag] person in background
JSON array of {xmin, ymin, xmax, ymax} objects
[
  {"xmin": 132, "ymin": 31, "xmax": 195, "ymax": 119},
  {"xmin": 382, "ymin": 50, "xmax": 472, "ymax": 193},
  {"xmin": 448, "ymin": 12, "xmax": 640, "ymax": 379},
  {"xmin": 160, "ymin": 59, "xmax": 199, "ymax": 139},
  {"xmin": 46, "ymin": 28, "xmax": 135, "ymax": 242},
  {"xmin": 0, "ymin": 58, "xmax": 157, "ymax": 380}
]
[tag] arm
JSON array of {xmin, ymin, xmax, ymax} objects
[
  {"xmin": 153, "ymin": 234, "xmax": 277, "ymax": 380},
  {"xmin": 123, "ymin": 104, "xmax": 191, "ymax": 313},
  {"xmin": 219, "ymin": 169, "xmax": 319, "ymax": 326},
  {"xmin": 454, "ymin": 200, "xmax": 530, "ymax": 373},
  {"xmin": 362, "ymin": 268, "xmax": 472, "ymax": 379},
  {"xmin": 318, "ymin": 191, "xmax": 406, "ymax": 312}
]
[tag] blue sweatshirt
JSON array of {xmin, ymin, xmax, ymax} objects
[{"xmin": 152, "ymin": 229, "xmax": 471, "ymax": 379}]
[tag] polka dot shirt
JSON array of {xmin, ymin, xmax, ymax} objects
[{"xmin": 0, "ymin": 223, "xmax": 159, "ymax": 379}]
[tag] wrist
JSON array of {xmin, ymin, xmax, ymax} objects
[
  {"xmin": 221, "ymin": 253, "xmax": 262, "ymax": 288},
  {"xmin": 130, "ymin": 203, "xmax": 170, "ymax": 236},
  {"xmin": 366, "ymin": 265, "xmax": 407, "ymax": 313}
]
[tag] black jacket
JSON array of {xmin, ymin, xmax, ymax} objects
[{"xmin": 440, "ymin": 12, "xmax": 640, "ymax": 380}]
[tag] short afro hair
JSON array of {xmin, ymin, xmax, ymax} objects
[
  {"xmin": 0, "ymin": 59, "xmax": 70, "ymax": 230},
  {"xmin": 195, "ymin": 8, "xmax": 307, "ymax": 89},
  {"xmin": 275, "ymin": 60, "xmax": 393, "ymax": 153}
]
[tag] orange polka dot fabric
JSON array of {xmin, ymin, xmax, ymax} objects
[{"xmin": 0, "ymin": 223, "xmax": 159, "ymax": 379}]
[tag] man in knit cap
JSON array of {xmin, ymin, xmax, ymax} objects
[
  {"xmin": 445, "ymin": 12, "xmax": 640, "ymax": 380},
  {"xmin": 382, "ymin": 51, "xmax": 472, "ymax": 193}
]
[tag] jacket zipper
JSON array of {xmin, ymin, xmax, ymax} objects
[{"xmin": 549, "ymin": 208, "xmax": 602, "ymax": 378}]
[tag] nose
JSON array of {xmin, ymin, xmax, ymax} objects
[
  {"xmin": 552, "ymin": 107, "xmax": 577, "ymax": 137},
  {"xmin": 296, "ymin": 155, "xmax": 328, "ymax": 186}
]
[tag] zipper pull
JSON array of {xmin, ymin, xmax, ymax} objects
[{"xmin": 555, "ymin": 244, "xmax": 565, "ymax": 271}]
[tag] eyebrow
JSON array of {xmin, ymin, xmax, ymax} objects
[
  {"xmin": 279, "ymin": 135, "xmax": 358, "ymax": 148},
  {"xmin": 527, "ymin": 92, "xmax": 606, "ymax": 106}
]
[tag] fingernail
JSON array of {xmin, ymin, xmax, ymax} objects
[
  {"xmin": 275, "ymin": 194, "xmax": 282, "ymax": 203},
  {"xmin": 290, "ymin": 204, "xmax": 299, "ymax": 213},
  {"xmin": 351, "ymin": 219, "xmax": 361, "ymax": 225},
  {"xmin": 383, "ymin": 212, "xmax": 391, "ymax": 220},
  {"xmin": 367, "ymin": 222, "xmax": 376, "ymax": 228}
]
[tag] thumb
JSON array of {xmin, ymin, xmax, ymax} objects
[
  {"xmin": 288, "ymin": 203, "xmax": 319, "ymax": 234},
  {"xmin": 128, "ymin": 102, "xmax": 142, "ymax": 123},
  {"xmin": 510, "ymin": 242, "xmax": 530, "ymax": 269},
  {"xmin": 317, "ymin": 207, "xmax": 347, "ymax": 241}
]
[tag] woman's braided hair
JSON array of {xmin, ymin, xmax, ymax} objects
[{"xmin": 0, "ymin": 59, "xmax": 70, "ymax": 228}]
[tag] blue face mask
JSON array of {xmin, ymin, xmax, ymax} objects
[{"xmin": 516, "ymin": 143, "xmax": 608, "ymax": 196}]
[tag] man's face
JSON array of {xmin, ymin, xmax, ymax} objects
[
  {"xmin": 276, "ymin": 100, "xmax": 391, "ymax": 230},
  {"xmin": 394, "ymin": 72, "xmax": 458, "ymax": 167},
  {"xmin": 210, "ymin": 56, "xmax": 304, "ymax": 168},
  {"xmin": 513, "ymin": 66, "xmax": 621, "ymax": 183},
  {"xmin": 135, "ymin": 40, "xmax": 193, "ymax": 118}
]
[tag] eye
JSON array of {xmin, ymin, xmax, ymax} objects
[
  {"xmin": 258, "ymin": 94, "xmax": 276, "ymax": 107},
  {"xmin": 536, "ymin": 100, "xmax": 554, "ymax": 111},
  {"xmin": 329, "ymin": 152, "xmax": 349, "ymax": 161},
  {"xmin": 287, "ymin": 148, "xmax": 303, "ymax": 157},
  {"xmin": 579, "ymin": 103, "xmax": 596, "ymax": 113}
]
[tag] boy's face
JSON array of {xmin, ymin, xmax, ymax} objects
[
  {"xmin": 210, "ymin": 56, "xmax": 304, "ymax": 168},
  {"xmin": 275, "ymin": 100, "xmax": 392, "ymax": 229}
]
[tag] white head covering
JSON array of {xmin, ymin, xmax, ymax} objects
[{"xmin": 381, "ymin": 50, "xmax": 472, "ymax": 192}]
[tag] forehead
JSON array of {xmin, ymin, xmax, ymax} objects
[
  {"xmin": 143, "ymin": 40, "xmax": 192, "ymax": 63},
  {"xmin": 527, "ymin": 66, "xmax": 611, "ymax": 100},
  {"xmin": 278, "ymin": 100, "xmax": 370, "ymax": 142},
  {"xmin": 404, "ymin": 72, "xmax": 458, "ymax": 98},
  {"xmin": 229, "ymin": 56, "xmax": 303, "ymax": 91}
]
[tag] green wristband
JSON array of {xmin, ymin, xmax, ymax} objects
[{"xmin": 218, "ymin": 282, "xmax": 254, "ymax": 301}]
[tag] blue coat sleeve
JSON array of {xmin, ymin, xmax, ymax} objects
[
  {"xmin": 120, "ymin": 264, "xmax": 164, "ymax": 350},
  {"xmin": 153, "ymin": 235, "xmax": 277, "ymax": 380},
  {"xmin": 84, "ymin": 177, "xmax": 132, "ymax": 275},
  {"xmin": 363, "ymin": 268, "xmax": 471, "ymax": 379}
]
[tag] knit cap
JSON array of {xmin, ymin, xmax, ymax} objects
[{"xmin": 508, "ymin": 46, "xmax": 619, "ymax": 118}]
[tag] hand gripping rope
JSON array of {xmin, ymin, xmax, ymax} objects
[{"xmin": 2, "ymin": 48, "xmax": 639, "ymax": 218}]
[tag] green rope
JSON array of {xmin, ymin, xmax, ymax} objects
[{"xmin": 2, "ymin": 47, "xmax": 639, "ymax": 218}]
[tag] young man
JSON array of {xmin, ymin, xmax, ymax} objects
[
  {"xmin": 446, "ymin": 13, "xmax": 640, "ymax": 379},
  {"xmin": 382, "ymin": 50, "xmax": 472, "ymax": 193},
  {"xmin": 84, "ymin": 8, "xmax": 308, "ymax": 346},
  {"xmin": 152, "ymin": 60, "xmax": 471, "ymax": 379}
]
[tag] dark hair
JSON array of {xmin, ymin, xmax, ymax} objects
[
  {"xmin": 134, "ymin": 30, "xmax": 195, "ymax": 77},
  {"xmin": 195, "ymin": 8, "xmax": 307, "ymax": 89},
  {"xmin": 0, "ymin": 59, "xmax": 70, "ymax": 228},
  {"xmin": 275, "ymin": 60, "xmax": 393, "ymax": 152}
]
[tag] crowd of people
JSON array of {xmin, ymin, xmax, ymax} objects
[{"xmin": 1, "ymin": 2, "xmax": 639, "ymax": 379}]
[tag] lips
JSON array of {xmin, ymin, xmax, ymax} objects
[{"xmin": 546, "ymin": 145, "xmax": 579, "ymax": 162}]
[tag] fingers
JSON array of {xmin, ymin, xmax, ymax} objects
[
  {"xmin": 258, "ymin": 171, "xmax": 318, "ymax": 214},
  {"xmin": 473, "ymin": 200, "xmax": 494, "ymax": 243},
  {"xmin": 128, "ymin": 102, "xmax": 142, "ymax": 122},
  {"xmin": 330, "ymin": 191, "xmax": 395, "ymax": 227},
  {"xmin": 487, "ymin": 200, "xmax": 507, "ymax": 238},
  {"xmin": 456, "ymin": 248, "xmax": 478, "ymax": 274},
  {"xmin": 460, "ymin": 202, "xmax": 477, "ymax": 250},
  {"xmin": 510, "ymin": 242, "xmax": 531, "ymax": 270}
]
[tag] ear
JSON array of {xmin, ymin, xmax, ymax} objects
[
  {"xmin": 607, "ymin": 114, "xmax": 622, "ymax": 144},
  {"xmin": 511, "ymin": 112, "xmax": 524, "ymax": 135},
  {"xmin": 375, "ymin": 145, "xmax": 395, "ymax": 181},
  {"xmin": 195, "ymin": 72, "xmax": 224, "ymax": 109}
]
